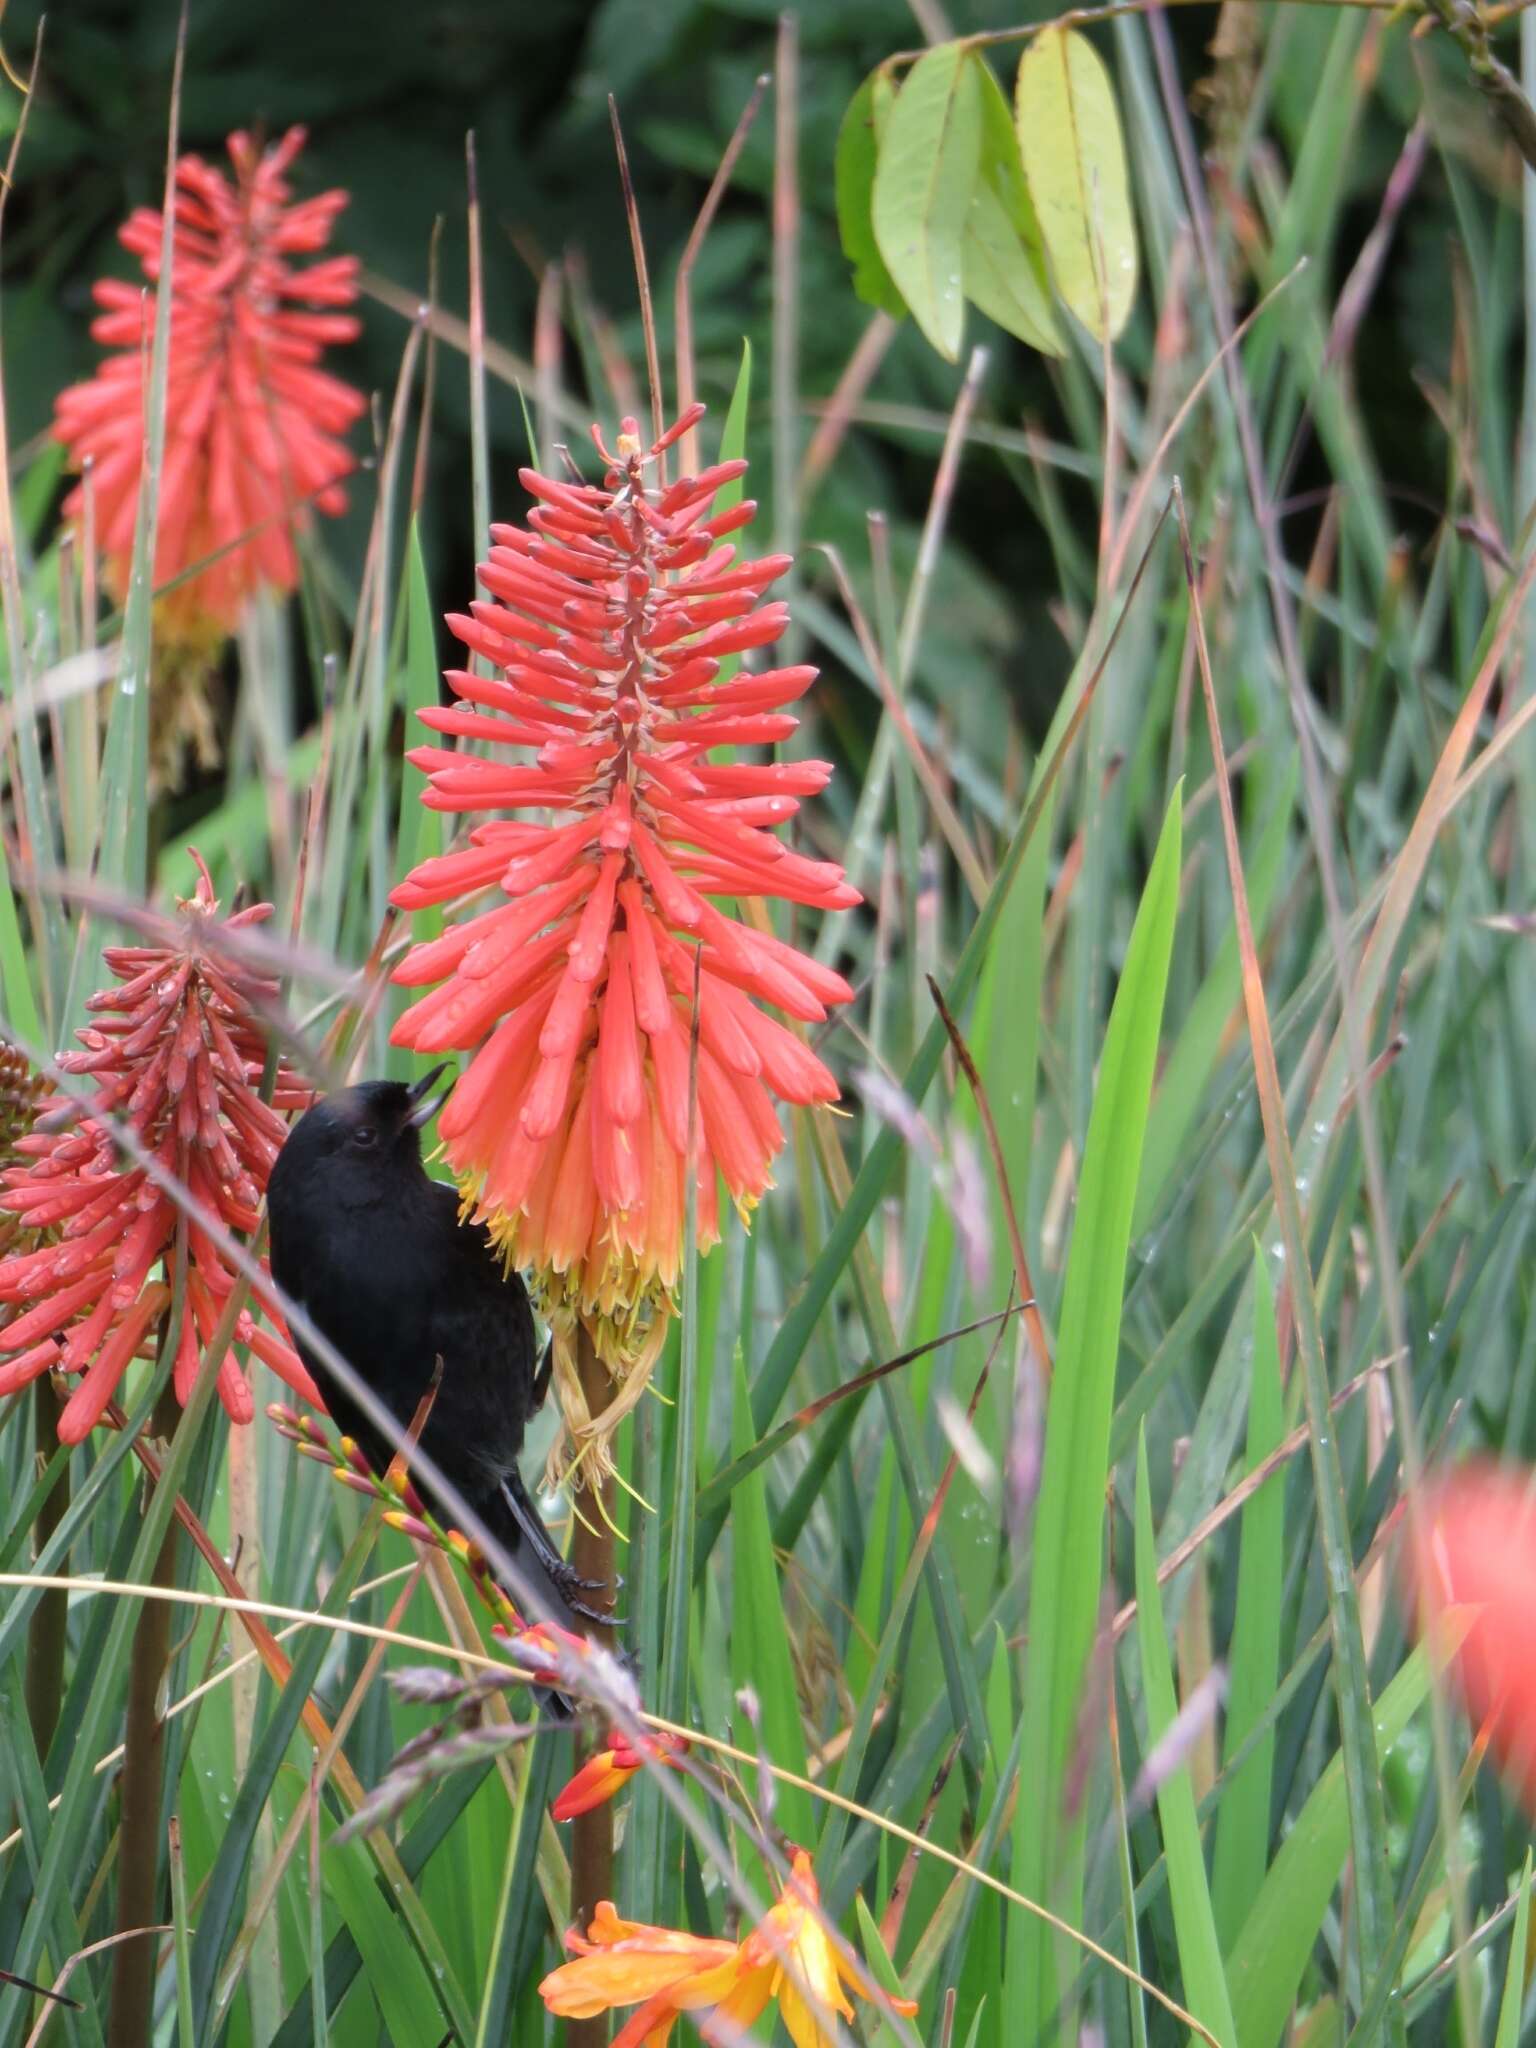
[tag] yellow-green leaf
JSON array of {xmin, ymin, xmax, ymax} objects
[
  {"xmin": 1015, "ymin": 27, "xmax": 1137, "ymax": 341},
  {"xmin": 836, "ymin": 69, "xmax": 906, "ymax": 318},
  {"xmin": 963, "ymin": 60, "xmax": 1062, "ymax": 355},
  {"xmin": 872, "ymin": 42, "xmax": 983, "ymax": 361}
]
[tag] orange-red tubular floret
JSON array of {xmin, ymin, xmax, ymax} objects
[
  {"xmin": 52, "ymin": 125, "xmax": 364, "ymax": 639},
  {"xmin": 0, "ymin": 853, "xmax": 319, "ymax": 1443},
  {"xmin": 390, "ymin": 406, "xmax": 858, "ymax": 1314}
]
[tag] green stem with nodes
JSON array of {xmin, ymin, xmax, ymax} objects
[{"xmin": 107, "ymin": 1383, "xmax": 181, "ymax": 2048}]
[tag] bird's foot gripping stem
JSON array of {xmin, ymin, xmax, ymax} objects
[{"xmin": 501, "ymin": 1469, "xmax": 622, "ymax": 1625}]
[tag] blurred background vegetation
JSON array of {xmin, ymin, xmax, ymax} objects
[{"xmin": 0, "ymin": 0, "xmax": 1481, "ymax": 786}]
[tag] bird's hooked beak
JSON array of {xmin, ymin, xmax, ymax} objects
[{"xmin": 405, "ymin": 1062, "xmax": 452, "ymax": 1129}]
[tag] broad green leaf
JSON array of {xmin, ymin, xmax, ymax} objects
[
  {"xmin": 836, "ymin": 71, "xmax": 906, "ymax": 317},
  {"xmin": 321, "ymin": 1820, "xmax": 448, "ymax": 2048},
  {"xmin": 1014, "ymin": 27, "xmax": 1137, "ymax": 341},
  {"xmin": 1211, "ymin": 1247, "xmax": 1286, "ymax": 1954},
  {"xmin": 1494, "ymin": 1853, "xmax": 1532, "ymax": 2048},
  {"xmin": 1007, "ymin": 786, "xmax": 1182, "ymax": 2040},
  {"xmin": 1227, "ymin": 1644, "xmax": 1444, "ymax": 2048},
  {"xmin": 1133, "ymin": 1431, "xmax": 1238, "ymax": 2044},
  {"xmin": 963, "ymin": 60, "xmax": 1062, "ymax": 356},
  {"xmin": 872, "ymin": 44, "xmax": 983, "ymax": 361}
]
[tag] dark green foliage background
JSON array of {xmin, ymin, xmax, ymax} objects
[{"xmin": 0, "ymin": 0, "xmax": 1474, "ymax": 773}]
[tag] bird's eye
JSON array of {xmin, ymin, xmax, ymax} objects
[{"xmin": 353, "ymin": 1126, "xmax": 377, "ymax": 1149}]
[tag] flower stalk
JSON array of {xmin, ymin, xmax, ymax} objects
[
  {"xmin": 106, "ymin": 1380, "xmax": 181, "ymax": 2048},
  {"xmin": 569, "ymin": 1320, "xmax": 619, "ymax": 2043},
  {"xmin": 22, "ymin": 1376, "xmax": 68, "ymax": 1764}
]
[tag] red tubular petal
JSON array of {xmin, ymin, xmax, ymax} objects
[
  {"xmin": 618, "ymin": 888, "xmax": 673, "ymax": 1034},
  {"xmin": 58, "ymin": 1282, "xmax": 170, "ymax": 1444},
  {"xmin": 595, "ymin": 940, "xmax": 645, "ymax": 1125},
  {"xmin": 0, "ymin": 1267, "xmax": 115, "ymax": 1350},
  {"xmin": 566, "ymin": 852, "xmax": 623, "ymax": 984},
  {"xmin": 521, "ymin": 1045, "xmax": 580, "ymax": 1142},
  {"xmin": 0, "ymin": 1341, "xmax": 63, "ymax": 1397}
]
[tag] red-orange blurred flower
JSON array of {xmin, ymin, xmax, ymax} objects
[
  {"xmin": 552, "ymin": 1727, "xmax": 689, "ymax": 1821},
  {"xmin": 1401, "ymin": 1460, "xmax": 1536, "ymax": 1814},
  {"xmin": 391, "ymin": 406, "xmax": 857, "ymax": 1466},
  {"xmin": 0, "ymin": 852, "xmax": 317, "ymax": 1442},
  {"xmin": 538, "ymin": 1849, "xmax": 917, "ymax": 2048},
  {"xmin": 53, "ymin": 126, "xmax": 363, "ymax": 643}
]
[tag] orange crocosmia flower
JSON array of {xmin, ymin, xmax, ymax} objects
[
  {"xmin": 53, "ymin": 126, "xmax": 363, "ymax": 642},
  {"xmin": 552, "ymin": 1727, "xmax": 689, "ymax": 1821},
  {"xmin": 390, "ymin": 405, "xmax": 858, "ymax": 1430},
  {"xmin": 1401, "ymin": 1460, "xmax": 1536, "ymax": 1813},
  {"xmin": 731, "ymin": 1847, "xmax": 918, "ymax": 2048},
  {"xmin": 0, "ymin": 850, "xmax": 317, "ymax": 1441},
  {"xmin": 537, "ymin": 1851, "xmax": 918, "ymax": 2048},
  {"xmin": 540, "ymin": 1902, "xmax": 741, "ymax": 2046}
]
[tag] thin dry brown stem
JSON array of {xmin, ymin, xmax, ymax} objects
[
  {"xmin": 800, "ymin": 312, "xmax": 900, "ymax": 504},
  {"xmin": 409, "ymin": 214, "xmax": 444, "ymax": 517},
  {"xmin": 465, "ymin": 131, "xmax": 491, "ymax": 555},
  {"xmin": 821, "ymin": 544, "xmax": 990, "ymax": 905},
  {"xmin": 608, "ymin": 97, "xmax": 666, "ymax": 465},
  {"xmin": 925, "ymin": 975, "xmax": 1053, "ymax": 1381},
  {"xmin": 1109, "ymin": 1353, "xmax": 1397, "ymax": 1642},
  {"xmin": 675, "ymin": 73, "xmax": 771, "ymax": 476},
  {"xmin": 108, "ymin": 1388, "xmax": 181, "ymax": 2048}
]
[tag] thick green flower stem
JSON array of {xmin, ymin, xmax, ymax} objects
[
  {"xmin": 107, "ymin": 1387, "xmax": 181, "ymax": 2048},
  {"xmin": 24, "ymin": 1376, "xmax": 69, "ymax": 1763},
  {"xmin": 568, "ymin": 1320, "xmax": 617, "ymax": 2048}
]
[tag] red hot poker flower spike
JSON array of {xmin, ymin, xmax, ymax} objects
[
  {"xmin": 53, "ymin": 126, "xmax": 364, "ymax": 644},
  {"xmin": 1400, "ymin": 1459, "xmax": 1536, "ymax": 1816},
  {"xmin": 391, "ymin": 407, "xmax": 858, "ymax": 1474},
  {"xmin": 0, "ymin": 852, "xmax": 318, "ymax": 1443}
]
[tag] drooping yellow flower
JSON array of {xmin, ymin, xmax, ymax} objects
[{"xmin": 537, "ymin": 1850, "xmax": 918, "ymax": 2048}]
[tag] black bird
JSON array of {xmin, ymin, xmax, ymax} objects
[{"xmin": 266, "ymin": 1066, "xmax": 606, "ymax": 1643}]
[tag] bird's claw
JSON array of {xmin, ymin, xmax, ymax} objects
[{"xmin": 550, "ymin": 1556, "xmax": 621, "ymax": 1625}]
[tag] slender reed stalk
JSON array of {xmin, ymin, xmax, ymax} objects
[
  {"xmin": 568, "ymin": 1318, "xmax": 617, "ymax": 2048},
  {"xmin": 23, "ymin": 1377, "xmax": 68, "ymax": 1763},
  {"xmin": 107, "ymin": 1384, "xmax": 181, "ymax": 2048}
]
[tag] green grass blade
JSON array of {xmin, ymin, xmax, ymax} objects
[
  {"xmin": 729, "ymin": 1342, "xmax": 813, "ymax": 1843},
  {"xmin": 94, "ymin": 49, "xmax": 181, "ymax": 899},
  {"xmin": 1226, "ymin": 1646, "xmax": 1440, "ymax": 2048},
  {"xmin": 1135, "ymin": 755, "xmax": 1295, "ymax": 1231},
  {"xmin": 388, "ymin": 520, "xmax": 445, "ymax": 1082},
  {"xmin": 0, "ymin": 846, "xmax": 41, "ymax": 1052},
  {"xmin": 1494, "ymin": 1852, "xmax": 1532, "ymax": 2048},
  {"xmin": 1132, "ymin": 1428, "xmax": 1238, "ymax": 2043},
  {"xmin": 169, "ymin": 1814, "xmax": 195, "ymax": 2047},
  {"xmin": 1006, "ymin": 785, "xmax": 1182, "ymax": 2042},
  {"xmin": 1210, "ymin": 1245, "xmax": 1286, "ymax": 1954}
]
